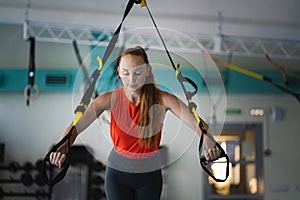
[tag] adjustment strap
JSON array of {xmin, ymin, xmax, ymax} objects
[{"xmin": 176, "ymin": 69, "xmax": 198, "ymax": 100}]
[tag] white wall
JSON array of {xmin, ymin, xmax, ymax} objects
[
  {"xmin": 1, "ymin": 92, "xmax": 300, "ymax": 200},
  {"xmin": 0, "ymin": 0, "xmax": 299, "ymax": 40}
]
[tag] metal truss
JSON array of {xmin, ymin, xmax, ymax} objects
[
  {"xmin": 24, "ymin": 20, "xmax": 300, "ymax": 60},
  {"xmin": 23, "ymin": 20, "xmax": 118, "ymax": 46}
]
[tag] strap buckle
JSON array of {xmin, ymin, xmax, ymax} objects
[{"xmin": 135, "ymin": 0, "xmax": 147, "ymax": 7}]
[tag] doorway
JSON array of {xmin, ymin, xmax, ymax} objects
[{"xmin": 203, "ymin": 123, "xmax": 264, "ymax": 200}]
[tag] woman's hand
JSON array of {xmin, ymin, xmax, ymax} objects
[
  {"xmin": 204, "ymin": 145, "xmax": 222, "ymax": 162},
  {"xmin": 49, "ymin": 152, "xmax": 66, "ymax": 168}
]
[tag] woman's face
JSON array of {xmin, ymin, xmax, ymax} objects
[{"xmin": 118, "ymin": 54, "xmax": 150, "ymax": 93}]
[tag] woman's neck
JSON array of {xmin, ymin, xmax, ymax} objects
[{"xmin": 123, "ymin": 88, "xmax": 140, "ymax": 106}]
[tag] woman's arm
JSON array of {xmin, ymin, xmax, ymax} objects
[
  {"xmin": 50, "ymin": 91, "xmax": 112, "ymax": 168},
  {"xmin": 161, "ymin": 90, "xmax": 221, "ymax": 161}
]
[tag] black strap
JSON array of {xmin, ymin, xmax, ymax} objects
[
  {"xmin": 145, "ymin": 4, "xmax": 176, "ymax": 71},
  {"xmin": 42, "ymin": 0, "xmax": 138, "ymax": 187},
  {"xmin": 72, "ymin": 39, "xmax": 99, "ymax": 98},
  {"xmin": 75, "ymin": 0, "xmax": 136, "ymax": 109},
  {"xmin": 26, "ymin": 37, "xmax": 36, "ymax": 106},
  {"xmin": 176, "ymin": 69, "xmax": 198, "ymax": 100},
  {"xmin": 145, "ymin": 3, "xmax": 230, "ymax": 182},
  {"xmin": 102, "ymin": 0, "xmax": 136, "ymax": 65},
  {"xmin": 178, "ymin": 68, "xmax": 229, "ymax": 182},
  {"xmin": 72, "ymin": 40, "xmax": 91, "ymax": 85},
  {"xmin": 263, "ymin": 76, "xmax": 300, "ymax": 102}
]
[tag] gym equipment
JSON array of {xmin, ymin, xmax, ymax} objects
[
  {"xmin": 50, "ymin": 146, "xmax": 93, "ymax": 199},
  {"xmin": 0, "ymin": 160, "xmax": 48, "ymax": 187},
  {"xmin": 204, "ymin": 52, "xmax": 300, "ymax": 103},
  {"xmin": 20, "ymin": 172, "xmax": 34, "ymax": 186},
  {"xmin": 0, "ymin": 161, "xmax": 20, "ymax": 173},
  {"xmin": 24, "ymin": 36, "xmax": 40, "ymax": 106},
  {"xmin": 72, "ymin": 40, "xmax": 99, "ymax": 97},
  {"xmin": 35, "ymin": 159, "xmax": 44, "ymax": 171},
  {"xmin": 266, "ymin": 53, "xmax": 300, "ymax": 82},
  {"xmin": 0, "ymin": 161, "xmax": 38, "ymax": 172},
  {"xmin": 265, "ymin": 54, "xmax": 288, "ymax": 84},
  {"xmin": 91, "ymin": 176, "xmax": 104, "ymax": 185},
  {"xmin": 0, "ymin": 188, "xmax": 4, "ymax": 200},
  {"xmin": 0, "ymin": 187, "xmax": 48, "ymax": 200},
  {"xmin": 91, "ymin": 161, "xmax": 106, "ymax": 172},
  {"xmin": 90, "ymin": 188, "xmax": 106, "ymax": 199},
  {"xmin": 0, "ymin": 172, "xmax": 44, "ymax": 187},
  {"xmin": 23, "ymin": 162, "xmax": 35, "ymax": 172},
  {"xmin": 35, "ymin": 173, "xmax": 45, "ymax": 186},
  {"xmin": 8, "ymin": 161, "xmax": 20, "ymax": 173},
  {"xmin": 0, "ymin": 143, "xmax": 4, "ymax": 162},
  {"xmin": 42, "ymin": 0, "xmax": 229, "ymax": 186}
]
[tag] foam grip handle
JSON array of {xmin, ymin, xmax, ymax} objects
[
  {"xmin": 199, "ymin": 150, "xmax": 230, "ymax": 182},
  {"xmin": 42, "ymin": 151, "xmax": 70, "ymax": 187},
  {"xmin": 41, "ymin": 126, "xmax": 74, "ymax": 186},
  {"xmin": 200, "ymin": 150, "xmax": 227, "ymax": 164}
]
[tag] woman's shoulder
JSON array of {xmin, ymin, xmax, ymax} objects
[
  {"xmin": 159, "ymin": 90, "xmax": 178, "ymax": 109},
  {"xmin": 94, "ymin": 90, "xmax": 114, "ymax": 108},
  {"xmin": 159, "ymin": 89, "xmax": 176, "ymax": 99},
  {"xmin": 97, "ymin": 88, "xmax": 122, "ymax": 99}
]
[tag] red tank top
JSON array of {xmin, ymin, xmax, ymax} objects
[{"xmin": 110, "ymin": 88, "xmax": 162, "ymax": 159}]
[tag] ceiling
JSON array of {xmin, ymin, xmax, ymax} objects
[{"xmin": 0, "ymin": 0, "xmax": 300, "ymax": 71}]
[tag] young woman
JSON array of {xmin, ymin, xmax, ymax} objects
[{"xmin": 50, "ymin": 46, "xmax": 221, "ymax": 200}]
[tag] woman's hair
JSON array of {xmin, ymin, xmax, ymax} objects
[{"xmin": 119, "ymin": 46, "xmax": 163, "ymax": 148}]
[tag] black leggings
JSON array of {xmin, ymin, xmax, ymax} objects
[{"xmin": 105, "ymin": 166, "xmax": 162, "ymax": 200}]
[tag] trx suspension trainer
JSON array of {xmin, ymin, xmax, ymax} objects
[
  {"xmin": 42, "ymin": 0, "xmax": 229, "ymax": 186},
  {"xmin": 203, "ymin": 51, "xmax": 300, "ymax": 103},
  {"xmin": 24, "ymin": 37, "xmax": 40, "ymax": 106}
]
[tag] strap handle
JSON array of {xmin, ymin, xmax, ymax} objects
[
  {"xmin": 42, "ymin": 126, "xmax": 74, "ymax": 186},
  {"xmin": 198, "ymin": 129, "xmax": 230, "ymax": 182}
]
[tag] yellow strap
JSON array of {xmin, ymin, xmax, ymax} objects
[
  {"xmin": 175, "ymin": 63, "xmax": 180, "ymax": 77},
  {"xmin": 220, "ymin": 60, "xmax": 264, "ymax": 80},
  {"xmin": 140, "ymin": 0, "xmax": 147, "ymax": 7},
  {"xmin": 97, "ymin": 56, "xmax": 103, "ymax": 70},
  {"xmin": 72, "ymin": 112, "xmax": 82, "ymax": 126},
  {"xmin": 191, "ymin": 106, "xmax": 201, "ymax": 124},
  {"xmin": 212, "ymin": 57, "xmax": 264, "ymax": 81},
  {"xmin": 72, "ymin": 56, "xmax": 103, "ymax": 126}
]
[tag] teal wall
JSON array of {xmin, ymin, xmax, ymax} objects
[
  {"xmin": 0, "ymin": 69, "xmax": 78, "ymax": 92},
  {"xmin": 0, "ymin": 68, "xmax": 299, "ymax": 95}
]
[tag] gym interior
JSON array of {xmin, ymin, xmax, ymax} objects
[{"xmin": 0, "ymin": 0, "xmax": 300, "ymax": 200}]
